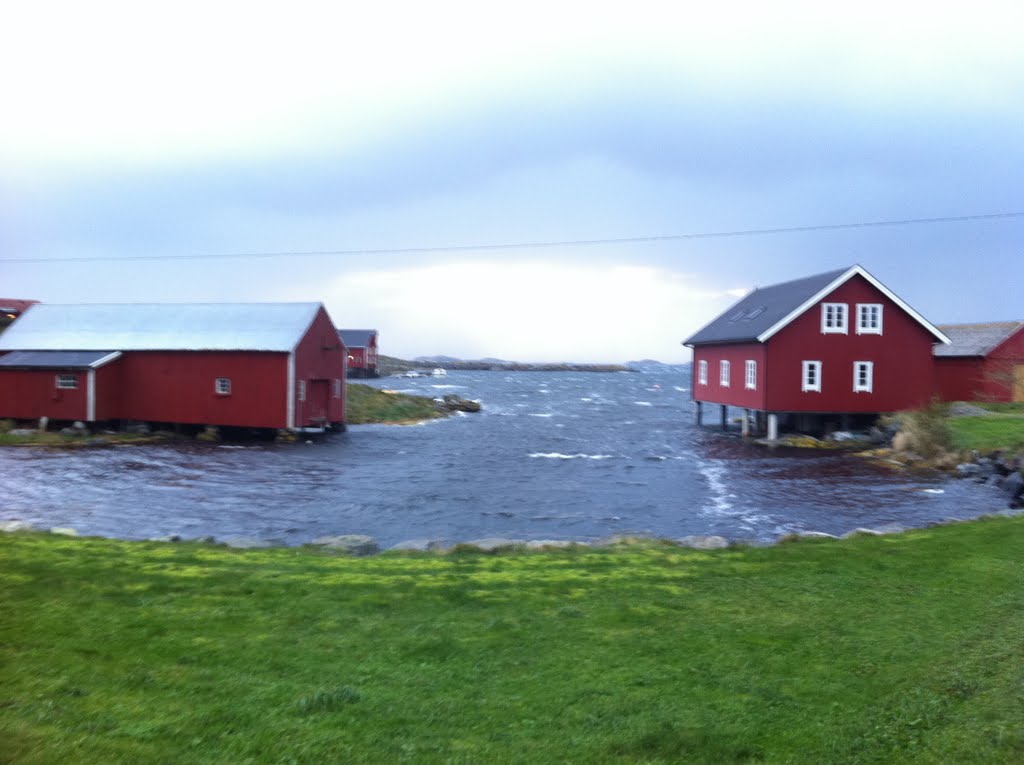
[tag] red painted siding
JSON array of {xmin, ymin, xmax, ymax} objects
[
  {"xmin": 0, "ymin": 369, "xmax": 89, "ymax": 421},
  {"xmin": 692, "ymin": 343, "xmax": 767, "ymax": 409},
  {"xmin": 93, "ymin": 360, "xmax": 123, "ymax": 421},
  {"xmin": 293, "ymin": 307, "xmax": 346, "ymax": 427},
  {"xmin": 935, "ymin": 326, "xmax": 1024, "ymax": 402},
  {"xmin": 114, "ymin": 351, "xmax": 289, "ymax": 428},
  {"xmin": 347, "ymin": 347, "xmax": 367, "ymax": 370},
  {"xmin": 764, "ymin": 275, "xmax": 936, "ymax": 412}
]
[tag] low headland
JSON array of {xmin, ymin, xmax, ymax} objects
[{"xmin": 3, "ymin": 515, "xmax": 1024, "ymax": 763}]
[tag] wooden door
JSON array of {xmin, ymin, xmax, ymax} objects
[
  {"xmin": 308, "ymin": 379, "xmax": 330, "ymax": 425},
  {"xmin": 1013, "ymin": 365, "xmax": 1024, "ymax": 403}
]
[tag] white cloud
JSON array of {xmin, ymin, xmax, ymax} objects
[{"xmin": 309, "ymin": 261, "xmax": 739, "ymax": 361}]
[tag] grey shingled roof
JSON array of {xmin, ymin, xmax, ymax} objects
[
  {"xmin": 683, "ymin": 268, "xmax": 849, "ymax": 345},
  {"xmin": 338, "ymin": 329, "xmax": 377, "ymax": 348},
  {"xmin": 0, "ymin": 350, "xmax": 119, "ymax": 369},
  {"xmin": 0, "ymin": 303, "xmax": 323, "ymax": 352},
  {"xmin": 934, "ymin": 322, "xmax": 1024, "ymax": 357}
]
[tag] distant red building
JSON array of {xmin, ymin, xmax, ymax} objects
[
  {"xmin": 338, "ymin": 329, "xmax": 379, "ymax": 378},
  {"xmin": 0, "ymin": 303, "xmax": 347, "ymax": 431},
  {"xmin": 683, "ymin": 265, "xmax": 949, "ymax": 438},
  {"xmin": 0, "ymin": 299, "xmax": 39, "ymax": 327},
  {"xmin": 934, "ymin": 322, "xmax": 1024, "ymax": 403}
]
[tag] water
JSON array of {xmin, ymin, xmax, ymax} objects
[{"xmin": 0, "ymin": 368, "xmax": 1003, "ymax": 546}]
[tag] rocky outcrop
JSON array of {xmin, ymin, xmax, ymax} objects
[
  {"xmin": 439, "ymin": 395, "xmax": 482, "ymax": 413},
  {"xmin": 677, "ymin": 535, "xmax": 730, "ymax": 549},
  {"xmin": 223, "ymin": 536, "xmax": 273, "ymax": 549},
  {"xmin": 310, "ymin": 534, "xmax": 380, "ymax": 556}
]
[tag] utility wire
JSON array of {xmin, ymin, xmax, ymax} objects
[{"xmin": 2, "ymin": 211, "xmax": 1022, "ymax": 265}]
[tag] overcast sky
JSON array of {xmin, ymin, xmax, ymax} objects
[{"xmin": 2, "ymin": 2, "xmax": 1022, "ymax": 361}]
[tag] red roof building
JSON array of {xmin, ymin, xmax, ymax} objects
[
  {"xmin": 683, "ymin": 265, "xmax": 949, "ymax": 438},
  {"xmin": 934, "ymin": 322, "xmax": 1024, "ymax": 403},
  {"xmin": 0, "ymin": 303, "xmax": 347, "ymax": 431},
  {"xmin": 0, "ymin": 299, "xmax": 39, "ymax": 325}
]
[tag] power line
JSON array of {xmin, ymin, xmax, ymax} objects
[{"xmin": 3, "ymin": 211, "xmax": 1022, "ymax": 265}]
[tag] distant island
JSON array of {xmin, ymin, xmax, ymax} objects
[{"xmin": 377, "ymin": 355, "xmax": 630, "ymax": 375}]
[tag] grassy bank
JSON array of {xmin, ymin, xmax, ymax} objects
[
  {"xmin": 346, "ymin": 383, "xmax": 445, "ymax": 425},
  {"xmin": 3, "ymin": 520, "xmax": 1024, "ymax": 763},
  {"xmin": 950, "ymin": 403, "xmax": 1024, "ymax": 452}
]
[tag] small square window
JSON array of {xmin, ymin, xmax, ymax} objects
[
  {"xmin": 802, "ymin": 361, "xmax": 822, "ymax": 392},
  {"xmin": 821, "ymin": 303, "xmax": 848, "ymax": 334},
  {"xmin": 215, "ymin": 377, "xmax": 231, "ymax": 395},
  {"xmin": 56, "ymin": 374, "xmax": 78, "ymax": 390},
  {"xmin": 856, "ymin": 304, "xmax": 883, "ymax": 335},
  {"xmin": 853, "ymin": 361, "xmax": 874, "ymax": 393}
]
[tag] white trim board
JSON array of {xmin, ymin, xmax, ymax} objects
[{"xmin": 756, "ymin": 265, "xmax": 950, "ymax": 345}]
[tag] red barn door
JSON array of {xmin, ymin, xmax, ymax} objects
[{"xmin": 307, "ymin": 379, "xmax": 330, "ymax": 425}]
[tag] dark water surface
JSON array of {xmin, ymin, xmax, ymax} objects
[{"xmin": 0, "ymin": 368, "xmax": 1004, "ymax": 546}]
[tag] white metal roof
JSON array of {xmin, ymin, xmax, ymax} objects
[{"xmin": 0, "ymin": 303, "xmax": 325, "ymax": 352}]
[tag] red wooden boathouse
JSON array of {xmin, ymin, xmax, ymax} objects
[
  {"xmin": 683, "ymin": 265, "xmax": 950, "ymax": 438},
  {"xmin": 934, "ymin": 322, "xmax": 1024, "ymax": 403},
  {"xmin": 338, "ymin": 329, "xmax": 379, "ymax": 378},
  {"xmin": 0, "ymin": 303, "xmax": 347, "ymax": 431}
]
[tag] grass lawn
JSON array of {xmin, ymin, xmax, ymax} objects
[
  {"xmin": 345, "ymin": 383, "xmax": 445, "ymax": 425},
  {"xmin": 950, "ymin": 407, "xmax": 1024, "ymax": 452},
  {"xmin": 3, "ymin": 521, "xmax": 1024, "ymax": 764}
]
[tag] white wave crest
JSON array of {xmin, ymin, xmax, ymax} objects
[{"xmin": 529, "ymin": 452, "xmax": 614, "ymax": 460}]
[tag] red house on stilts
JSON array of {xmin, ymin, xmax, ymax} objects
[
  {"xmin": 0, "ymin": 303, "xmax": 347, "ymax": 432},
  {"xmin": 338, "ymin": 329, "xmax": 379, "ymax": 378},
  {"xmin": 934, "ymin": 322, "xmax": 1024, "ymax": 403},
  {"xmin": 683, "ymin": 265, "xmax": 950, "ymax": 439}
]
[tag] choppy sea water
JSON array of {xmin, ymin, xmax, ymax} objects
[{"xmin": 0, "ymin": 367, "xmax": 1005, "ymax": 546}]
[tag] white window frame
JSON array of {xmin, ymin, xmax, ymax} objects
[
  {"xmin": 698, "ymin": 360, "xmax": 708, "ymax": 386},
  {"xmin": 853, "ymin": 361, "xmax": 874, "ymax": 393},
  {"xmin": 745, "ymin": 360, "xmax": 757, "ymax": 390},
  {"xmin": 333, "ymin": 378, "xmax": 342, "ymax": 398},
  {"xmin": 55, "ymin": 374, "xmax": 78, "ymax": 390},
  {"xmin": 802, "ymin": 360, "xmax": 822, "ymax": 392},
  {"xmin": 214, "ymin": 377, "xmax": 231, "ymax": 395},
  {"xmin": 856, "ymin": 303, "xmax": 883, "ymax": 335},
  {"xmin": 720, "ymin": 360, "xmax": 731, "ymax": 387},
  {"xmin": 821, "ymin": 303, "xmax": 848, "ymax": 334},
  {"xmin": 298, "ymin": 380, "xmax": 306, "ymax": 402}
]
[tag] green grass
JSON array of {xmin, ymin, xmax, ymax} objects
[
  {"xmin": 950, "ymin": 411, "xmax": 1024, "ymax": 452},
  {"xmin": 3, "ymin": 521, "xmax": 1024, "ymax": 763},
  {"xmin": 974, "ymin": 402, "xmax": 1024, "ymax": 415},
  {"xmin": 345, "ymin": 383, "xmax": 445, "ymax": 425}
]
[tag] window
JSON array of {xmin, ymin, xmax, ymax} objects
[
  {"xmin": 698, "ymin": 360, "xmax": 708, "ymax": 386},
  {"xmin": 821, "ymin": 303, "xmax": 848, "ymax": 334},
  {"xmin": 298, "ymin": 380, "xmax": 306, "ymax": 402},
  {"xmin": 856, "ymin": 303, "xmax": 883, "ymax": 334},
  {"xmin": 720, "ymin": 360, "xmax": 731, "ymax": 387},
  {"xmin": 802, "ymin": 361, "xmax": 822, "ymax": 392},
  {"xmin": 853, "ymin": 361, "xmax": 874, "ymax": 393},
  {"xmin": 214, "ymin": 377, "xmax": 231, "ymax": 395},
  {"xmin": 745, "ymin": 360, "xmax": 757, "ymax": 390},
  {"xmin": 56, "ymin": 374, "xmax": 78, "ymax": 390},
  {"xmin": 333, "ymin": 378, "xmax": 342, "ymax": 398}
]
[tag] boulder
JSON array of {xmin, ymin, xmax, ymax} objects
[
  {"xmin": 222, "ymin": 536, "xmax": 273, "ymax": 549},
  {"xmin": 868, "ymin": 427, "xmax": 888, "ymax": 445},
  {"xmin": 8, "ymin": 429, "xmax": 36, "ymax": 437},
  {"xmin": 0, "ymin": 520, "xmax": 35, "ymax": 533},
  {"xmin": 677, "ymin": 535, "xmax": 730, "ymax": 549},
  {"xmin": 955, "ymin": 463, "xmax": 982, "ymax": 478},
  {"xmin": 148, "ymin": 535, "xmax": 182, "ymax": 543},
  {"xmin": 1003, "ymin": 471, "xmax": 1024, "ymax": 499},
  {"xmin": 464, "ymin": 537, "xmax": 525, "ymax": 551},
  {"xmin": 525, "ymin": 539, "xmax": 577, "ymax": 549},
  {"xmin": 310, "ymin": 534, "xmax": 380, "ymax": 555},
  {"xmin": 441, "ymin": 395, "xmax": 482, "ymax": 413},
  {"xmin": 49, "ymin": 527, "xmax": 80, "ymax": 537},
  {"xmin": 794, "ymin": 531, "xmax": 838, "ymax": 539},
  {"xmin": 388, "ymin": 539, "xmax": 445, "ymax": 552},
  {"xmin": 841, "ymin": 525, "xmax": 904, "ymax": 538}
]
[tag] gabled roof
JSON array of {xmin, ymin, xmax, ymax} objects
[
  {"xmin": 934, "ymin": 321, "xmax": 1024, "ymax": 358},
  {"xmin": 0, "ymin": 350, "xmax": 122, "ymax": 369},
  {"xmin": 338, "ymin": 329, "xmax": 377, "ymax": 348},
  {"xmin": 683, "ymin": 265, "xmax": 949, "ymax": 346},
  {"xmin": 0, "ymin": 303, "xmax": 324, "ymax": 352},
  {"xmin": 0, "ymin": 299, "xmax": 39, "ymax": 314}
]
